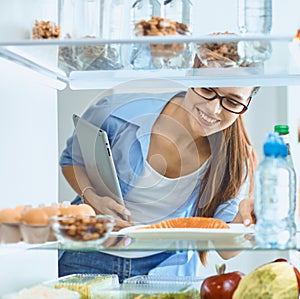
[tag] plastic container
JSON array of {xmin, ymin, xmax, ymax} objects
[
  {"xmin": 2, "ymin": 285, "xmax": 80, "ymax": 299},
  {"xmin": 130, "ymin": 0, "xmax": 193, "ymax": 69},
  {"xmin": 0, "ymin": 222, "xmax": 22, "ymax": 243},
  {"xmin": 237, "ymin": 0, "xmax": 272, "ymax": 63},
  {"xmin": 93, "ymin": 275, "xmax": 201, "ymax": 298},
  {"xmin": 123, "ymin": 275, "xmax": 203, "ymax": 290},
  {"xmin": 44, "ymin": 274, "xmax": 119, "ymax": 299},
  {"xmin": 254, "ymin": 133, "xmax": 297, "ymax": 248},
  {"xmin": 121, "ymin": 275, "xmax": 200, "ymax": 298},
  {"xmin": 20, "ymin": 223, "xmax": 51, "ymax": 244}
]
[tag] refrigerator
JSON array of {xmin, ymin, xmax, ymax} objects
[{"xmin": 0, "ymin": 0, "xmax": 300, "ymax": 295}]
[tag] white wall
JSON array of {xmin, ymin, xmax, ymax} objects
[
  {"xmin": 244, "ymin": 86, "xmax": 287, "ymax": 160},
  {"xmin": 0, "ymin": 0, "xmax": 58, "ymax": 40}
]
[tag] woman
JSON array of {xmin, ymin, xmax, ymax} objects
[{"xmin": 59, "ymin": 79, "xmax": 259, "ymax": 281}]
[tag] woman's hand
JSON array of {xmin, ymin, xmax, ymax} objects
[
  {"xmin": 61, "ymin": 165, "xmax": 133, "ymax": 230},
  {"xmin": 84, "ymin": 188, "xmax": 133, "ymax": 230},
  {"xmin": 102, "ymin": 235, "xmax": 132, "ymax": 249},
  {"xmin": 231, "ymin": 198, "xmax": 256, "ymax": 226}
]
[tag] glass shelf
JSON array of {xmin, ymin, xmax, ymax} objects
[
  {"xmin": 0, "ymin": 34, "xmax": 300, "ymax": 90},
  {"xmin": 2, "ymin": 232, "xmax": 300, "ymax": 253}
]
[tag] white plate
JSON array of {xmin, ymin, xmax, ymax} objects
[{"xmin": 119, "ymin": 224, "xmax": 254, "ymax": 240}]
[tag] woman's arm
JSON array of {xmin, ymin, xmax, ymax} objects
[
  {"xmin": 62, "ymin": 165, "xmax": 93, "ymax": 198},
  {"xmin": 62, "ymin": 165, "xmax": 132, "ymax": 229},
  {"xmin": 215, "ymin": 198, "xmax": 256, "ymax": 260}
]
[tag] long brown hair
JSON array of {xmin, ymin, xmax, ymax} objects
[{"xmin": 197, "ymin": 115, "xmax": 258, "ymax": 264}]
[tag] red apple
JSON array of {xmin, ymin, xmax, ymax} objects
[{"xmin": 200, "ymin": 264, "xmax": 245, "ymax": 299}]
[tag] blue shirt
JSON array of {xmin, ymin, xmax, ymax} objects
[{"xmin": 60, "ymin": 91, "xmax": 249, "ymax": 223}]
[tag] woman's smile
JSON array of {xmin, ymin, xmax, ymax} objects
[{"xmin": 196, "ymin": 107, "xmax": 219, "ymax": 126}]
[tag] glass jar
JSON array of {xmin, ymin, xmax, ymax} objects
[
  {"xmin": 31, "ymin": 0, "xmax": 60, "ymax": 40},
  {"xmin": 131, "ymin": 0, "xmax": 162, "ymax": 27},
  {"xmin": 106, "ymin": 0, "xmax": 131, "ymax": 68},
  {"xmin": 59, "ymin": 0, "xmax": 103, "ymax": 39},
  {"xmin": 237, "ymin": 0, "xmax": 272, "ymax": 63},
  {"xmin": 130, "ymin": 0, "xmax": 193, "ymax": 69},
  {"xmin": 58, "ymin": 0, "xmax": 123, "ymax": 74},
  {"xmin": 30, "ymin": 0, "xmax": 60, "ymax": 71},
  {"xmin": 108, "ymin": 0, "xmax": 131, "ymax": 39},
  {"xmin": 163, "ymin": 0, "xmax": 192, "ymax": 32}
]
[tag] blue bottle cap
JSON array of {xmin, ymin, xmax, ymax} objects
[{"xmin": 263, "ymin": 133, "xmax": 288, "ymax": 157}]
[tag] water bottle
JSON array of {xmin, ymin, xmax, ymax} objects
[
  {"xmin": 274, "ymin": 124, "xmax": 297, "ymax": 219},
  {"xmin": 237, "ymin": 0, "xmax": 272, "ymax": 63},
  {"xmin": 254, "ymin": 133, "xmax": 297, "ymax": 248},
  {"xmin": 238, "ymin": 0, "xmax": 272, "ymax": 34}
]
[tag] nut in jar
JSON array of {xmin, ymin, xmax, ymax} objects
[
  {"xmin": 32, "ymin": 20, "xmax": 61, "ymax": 39},
  {"xmin": 131, "ymin": 16, "xmax": 192, "ymax": 69},
  {"xmin": 135, "ymin": 17, "xmax": 189, "ymax": 56},
  {"xmin": 51, "ymin": 214, "xmax": 115, "ymax": 245},
  {"xmin": 195, "ymin": 32, "xmax": 266, "ymax": 68}
]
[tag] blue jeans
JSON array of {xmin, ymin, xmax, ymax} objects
[{"xmin": 59, "ymin": 251, "xmax": 175, "ymax": 283}]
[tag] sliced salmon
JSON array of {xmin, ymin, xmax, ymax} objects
[{"xmin": 141, "ymin": 217, "xmax": 229, "ymax": 229}]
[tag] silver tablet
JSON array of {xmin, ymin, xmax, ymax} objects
[{"xmin": 73, "ymin": 114, "xmax": 124, "ymax": 205}]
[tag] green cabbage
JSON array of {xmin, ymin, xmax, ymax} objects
[{"xmin": 232, "ymin": 261, "xmax": 298, "ymax": 299}]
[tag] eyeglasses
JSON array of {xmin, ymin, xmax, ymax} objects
[{"xmin": 191, "ymin": 88, "xmax": 251, "ymax": 114}]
